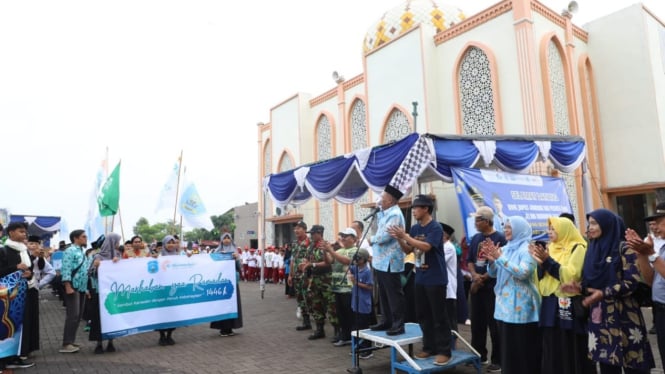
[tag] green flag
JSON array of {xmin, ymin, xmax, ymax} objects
[{"xmin": 98, "ymin": 162, "xmax": 121, "ymax": 217}]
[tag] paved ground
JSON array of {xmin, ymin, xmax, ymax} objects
[{"xmin": 13, "ymin": 282, "xmax": 665, "ymax": 373}]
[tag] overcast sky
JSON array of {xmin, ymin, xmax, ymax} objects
[{"xmin": 0, "ymin": 0, "xmax": 662, "ymax": 239}]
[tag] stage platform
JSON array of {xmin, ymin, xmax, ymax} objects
[{"xmin": 351, "ymin": 323, "xmax": 482, "ymax": 374}]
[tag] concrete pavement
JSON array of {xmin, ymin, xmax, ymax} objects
[{"xmin": 16, "ymin": 282, "xmax": 665, "ymax": 373}]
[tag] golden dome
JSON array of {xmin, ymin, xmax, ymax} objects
[{"xmin": 363, "ymin": 0, "xmax": 466, "ymax": 53}]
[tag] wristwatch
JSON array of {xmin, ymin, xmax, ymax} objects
[
  {"xmin": 312, "ymin": 262, "xmax": 317, "ymax": 268},
  {"xmin": 649, "ymin": 254, "xmax": 658, "ymax": 265}
]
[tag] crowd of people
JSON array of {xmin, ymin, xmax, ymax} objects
[
  {"xmin": 0, "ymin": 224, "xmax": 245, "ymax": 372},
  {"xmin": 3, "ymin": 189, "xmax": 665, "ymax": 373},
  {"xmin": 279, "ymin": 185, "xmax": 665, "ymax": 374}
]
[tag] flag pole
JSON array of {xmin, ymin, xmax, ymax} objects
[
  {"xmin": 118, "ymin": 207, "xmax": 126, "ymax": 242},
  {"xmin": 104, "ymin": 146, "xmax": 110, "ymax": 234},
  {"xmin": 172, "ymin": 150, "xmax": 184, "ymax": 231}
]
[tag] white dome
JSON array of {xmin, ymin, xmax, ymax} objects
[{"xmin": 363, "ymin": 0, "xmax": 466, "ymax": 54}]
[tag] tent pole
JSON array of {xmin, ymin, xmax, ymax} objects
[{"xmin": 260, "ymin": 188, "xmax": 266, "ymax": 299}]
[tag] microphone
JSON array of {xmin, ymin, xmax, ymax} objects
[{"xmin": 363, "ymin": 207, "xmax": 381, "ymax": 221}]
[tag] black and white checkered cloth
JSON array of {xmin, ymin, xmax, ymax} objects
[{"xmin": 389, "ymin": 136, "xmax": 435, "ymax": 193}]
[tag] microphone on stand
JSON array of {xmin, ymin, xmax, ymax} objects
[{"xmin": 362, "ymin": 207, "xmax": 381, "ymax": 221}]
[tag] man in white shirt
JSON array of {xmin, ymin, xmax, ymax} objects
[
  {"xmin": 265, "ymin": 247, "xmax": 274, "ymax": 283},
  {"xmin": 272, "ymin": 249, "xmax": 284, "ymax": 284},
  {"xmin": 240, "ymin": 247, "xmax": 250, "ymax": 281},
  {"xmin": 247, "ymin": 249, "xmax": 258, "ymax": 281},
  {"xmin": 441, "ymin": 223, "xmax": 458, "ymax": 332}
]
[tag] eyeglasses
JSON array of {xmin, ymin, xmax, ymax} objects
[{"xmin": 474, "ymin": 217, "xmax": 487, "ymax": 222}]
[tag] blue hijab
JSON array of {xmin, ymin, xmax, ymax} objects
[
  {"xmin": 503, "ymin": 216, "xmax": 532, "ymax": 253},
  {"xmin": 582, "ymin": 209, "xmax": 625, "ymax": 289}
]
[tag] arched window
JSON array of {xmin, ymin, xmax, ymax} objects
[
  {"xmin": 545, "ymin": 38, "xmax": 571, "ymax": 135},
  {"xmin": 458, "ymin": 46, "xmax": 497, "ymax": 135},
  {"xmin": 580, "ymin": 56, "xmax": 605, "ymax": 207},
  {"xmin": 383, "ymin": 109, "xmax": 411, "ymax": 143},
  {"xmin": 349, "ymin": 98, "xmax": 372, "ymax": 220},
  {"xmin": 278, "ymin": 151, "xmax": 293, "ymax": 172},
  {"xmin": 316, "ymin": 116, "xmax": 333, "ymax": 160},
  {"xmin": 316, "ymin": 115, "xmax": 334, "ymax": 240},
  {"xmin": 350, "ymin": 99, "xmax": 368, "ymax": 151}
]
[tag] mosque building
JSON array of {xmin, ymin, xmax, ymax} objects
[{"xmin": 257, "ymin": 0, "xmax": 665, "ymax": 245}]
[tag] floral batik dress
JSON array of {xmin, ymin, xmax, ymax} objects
[{"xmin": 587, "ymin": 249, "xmax": 654, "ymax": 370}]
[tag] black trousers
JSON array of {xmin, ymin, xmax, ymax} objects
[
  {"xmin": 470, "ymin": 284, "xmax": 499, "ymax": 364},
  {"xmin": 415, "ymin": 284, "xmax": 452, "ymax": 356},
  {"xmin": 334, "ymin": 292, "xmax": 353, "ymax": 340},
  {"xmin": 375, "ymin": 270, "xmax": 405, "ymax": 330},
  {"xmin": 445, "ymin": 298, "xmax": 457, "ymax": 333},
  {"xmin": 497, "ymin": 320, "xmax": 540, "ymax": 374},
  {"xmin": 541, "ymin": 326, "xmax": 595, "ymax": 374},
  {"xmin": 654, "ymin": 302, "xmax": 665, "ymax": 371}
]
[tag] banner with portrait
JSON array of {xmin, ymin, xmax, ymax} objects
[
  {"xmin": 98, "ymin": 254, "xmax": 237, "ymax": 339},
  {"xmin": 451, "ymin": 167, "xmax": 572, "ymax": 241}
]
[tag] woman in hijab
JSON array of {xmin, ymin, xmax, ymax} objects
[
  {"xmin": 157, "ymin": 235, "xmax": 178, "ymax": 345},
  {"xmin": 88, "ymin": 232, "xmax": 121, "ymax": 354},
  {"xmin": 483, "ymin": 216, "xmax": 540, "ymax": 374},
  {"xmin": 579, "ymin": 209, "xmax": 654, "ymax": 373},
  {"xmin": 532, "ymin": 217, "xmax": 592, "ymax": 374},
  {"xmin": 209, "ymin": 232, "xmax": 243, "ymax": 337}
]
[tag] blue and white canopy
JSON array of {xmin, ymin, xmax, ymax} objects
[{"xmin": 263, "ymin": 133, "xmax": 587, "ymax": 209}]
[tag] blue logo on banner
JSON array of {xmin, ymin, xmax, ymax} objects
[{"xmin": 147, "ymin": 261, "xmax": 159, "ymax": 274}]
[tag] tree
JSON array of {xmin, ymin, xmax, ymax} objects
[
  {"xmin": 133, "ymin": 218, "xmax": 178, "ymax": 243},
  {"xmin": 132, "ymin": 212, "xmax": 236, "ymax": 244}
]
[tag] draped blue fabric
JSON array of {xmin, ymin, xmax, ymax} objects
[
  {"xmin": 550, "ymin": 141, "xmax": 586, "ymax": 172},
  {"xmin": 267, "ymin": 170, "xmax": 299, "ymax": 205},
  {"xmin": 263, "ymin": 133, "xmax": 587, "ymax": 208},
  {"xmin": 10, "ymin": 215, "xmax": 61, "ymax": 241},
  {"xmin": 361, "ymin": 133, "xmax": 419, "ymax": 189},
  {"xmin": 306, "ymin": 156, "xmax": 356, "ymax": 194},
  {"xmin": 494, "ymin": 141, "xmax": 540, "ymax": 172},
  {"xmin": 432, "ymin": 139, "xmax": 480, "ymax": 179}
]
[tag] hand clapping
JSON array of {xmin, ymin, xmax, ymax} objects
[
  {"xmin": 625, "ymin": 228, "xmax": 654, "ymax": 256},
  {"xmin": 480, "ymin": 238, "xmax": 501, "ymax": 261},
  {"xmin": 529, "ymin": 242, "xmax": 548, "ymax": 264}
]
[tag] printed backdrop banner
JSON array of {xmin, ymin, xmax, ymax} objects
[
  {"xmin": 0, "ymin": 271, "xmax": 27, "ymax": 359},
  {"xmin": 451, "ymin": 167, "xmax": 572, "ymax": 241},
  {"xmin": 98, "ymin": 255, "xmax": 237, "ymax": 339}
]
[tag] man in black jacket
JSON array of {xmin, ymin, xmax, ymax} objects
[{"xmin": 0, "ymin": 221, "xmax": 35, "ymax": 369}]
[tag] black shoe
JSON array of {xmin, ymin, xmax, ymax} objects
[
  {"xmin": 386, "ymin": 326, "xmax": 405, "ymax": 336},
  {"xmin": 94, "ymin": 345, "xmax": 104, "ymax": 354},
  {"xmin": 166, "ymin": 336, "xmax": 175, "ymax": 345},
  {"xmin": 333, "ymin": 339, "xmax": 351, "ymax": 347},
  {"xmin": 359, "ymin": 351, "xmax": 374, "ymax": 359},
  {"xmin": 158, "ymin": 337, "xmax": 167, "ymax": 346},
  {"xmin": 106, "ymin": 341, "xmax": 116, "ymax": 352},
  {"xmin": 6, "ymin": 358, "xmax": 35, "ymax": 369},
  {"xmin": 369, "ymin": 323, "xmax": 389, "ymax": 331}
]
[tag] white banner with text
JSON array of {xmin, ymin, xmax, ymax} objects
[{"xmin": 98, "ymin": 254, "xmax": 237, "ymax": 339}]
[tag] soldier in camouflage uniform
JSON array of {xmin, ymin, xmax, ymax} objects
[
  {"xmin": 301, "ymin": 225, "xmax": 336, "ymax": 340},
  {"xmin": 287, "ymin": 221, "xmax": 312, "ymax": 331}
]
